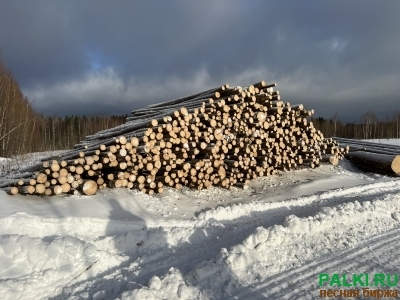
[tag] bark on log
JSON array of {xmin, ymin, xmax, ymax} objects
[
  {"xmin": 333, "ymin": 137, "xmax": 400, "ymax": 152},
  {"xmin": 345, "ymin": 151, "xmax": 400, "ymax": 176}
]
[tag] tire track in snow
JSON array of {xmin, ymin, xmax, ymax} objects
[
  {"xmin": 233, "ymin": 228, "xmax": 400, "ymax": 300},
  {"xmin": 59, "ymin": 179, "xmax": 400, "ymax": 298}
]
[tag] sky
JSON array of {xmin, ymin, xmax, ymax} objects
[{"xmin": 1, "ymin": 1, "xmax": 400, "ymax": 122}]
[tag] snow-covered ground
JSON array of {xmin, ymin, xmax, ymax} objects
[
  {"xmin": 1, "ymin": 140, "xmax": 400, "ymax": 299},
  {"xmin": 365, "ymin": 138, "xmax": 400, "ymax": 146}
]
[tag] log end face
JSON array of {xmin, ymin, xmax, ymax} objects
[
  {"xmin": 82, "ymin": 180, "xmax": 98, "ymax": 196},
  {"xmin": 329, "ymin": 155, "xmax": 339, "ymax": 166},
  {"xmin": 392, "ymin": 155, "xmax": 400, "ymax": 174},
  {"xmin": 6, "ymin": 187, "xmax": 19, "ymax": 195},
  {"xmin": 53, "ymin": 185, "xmax": 63, "ymax": 195}
]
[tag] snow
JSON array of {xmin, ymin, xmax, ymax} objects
[
  {"xmin": 1, "ymin": 140, "xmax": 400, "ymax": 299},
  {"xmin": 365, "ymin": 138, "xmax": 400, "ymax": 146}
]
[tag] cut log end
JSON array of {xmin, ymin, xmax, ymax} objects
[
  {"xmin": 392, "ymin": 155, "xmax": 400, "ymax": 174},
  {"xmin": 6, "ymin": 187, "xmax": 19, "ymax": 195},
  {"xmin": 81, "ymin": 180, "xmax": 98, "ymax": 195}
]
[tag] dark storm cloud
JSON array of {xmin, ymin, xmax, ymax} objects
[{"xmin": 0, "ymin": 0, "xmax": 400, "ymax": 121}]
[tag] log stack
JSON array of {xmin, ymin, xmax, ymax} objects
[
  {"xmin": 1, "ymin": 80, "xmax": 348, "ymax": 196},
  {"xmin": 332, "ymin": 137, "xmax": 400, "ymax": 176}
]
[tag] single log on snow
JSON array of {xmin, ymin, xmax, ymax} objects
[{"xmin": 345, "ymin": 151, "xmax": 400, "ymax": 176}]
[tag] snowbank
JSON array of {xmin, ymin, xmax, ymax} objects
[{"xmin": 144, "ymin": 196, "xmax": 400, "ymax": 299}]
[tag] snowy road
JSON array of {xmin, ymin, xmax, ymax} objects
[{"xmin": 1, "ymin": 157, "xmax": 400, "ymax": 299}]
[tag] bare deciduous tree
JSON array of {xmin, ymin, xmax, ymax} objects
[
  {"xmin": 0, "ymin": 53, "xmax": 127, "ymax": 157},
  {"xmin": 361, "ymin": 110, "xmax": 378, "ymax": 139}
]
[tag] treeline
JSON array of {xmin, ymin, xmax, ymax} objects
[
  {"xmin": 35, "ymin": 115, "xmax": 127, "ymax": 152},
  {"xmin": 0, "ymin": 56, "xmax": 126, "ymax": 157},
  {"xmin": 312, "ymin": 111, "xmax": 400, "ymax": 140}
]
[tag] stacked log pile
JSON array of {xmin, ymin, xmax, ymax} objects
[
  {"xmin": 332, "ymin": 137, "xmax": 400, "ymax": 176},
  {"xmin": 1, "ymin": 80, "xmax": 348, "ymax": 196}
]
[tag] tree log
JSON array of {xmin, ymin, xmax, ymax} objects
[
  {"xmin": 345, "ymin": 151, "xmax": 400, "ymax": 176},
  {"xmin": 79, "ymin": 180, "xmax": 98, "ymax": 195}
]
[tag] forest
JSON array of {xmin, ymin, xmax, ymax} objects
[
  {"xmin": 0, "ymin": 57, "xmax": 126, "ymax": 157},
  {"xmin": 312, "ymin": 111, "xmax": 400, "ymax": 141},
  {"xmin": 1, "ymin": 57, "xmax": 399, "ymax": 158}
]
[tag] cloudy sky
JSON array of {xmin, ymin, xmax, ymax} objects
[{"xmin": 1, "ymin": 1, "xmax": 399, "ymax": 122}]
